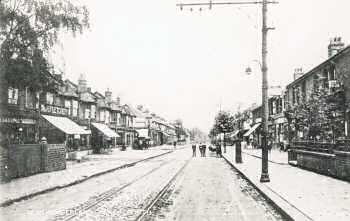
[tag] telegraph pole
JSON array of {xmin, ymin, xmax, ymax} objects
[{"xmin": 176, "ymin": 0, "xmax": 277, "ymax": 182}]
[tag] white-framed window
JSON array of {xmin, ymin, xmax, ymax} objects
[
  {"xmin": 91, "ymin": 105, "xmax": 96, "ymax": 119},
  {"xmin": 8, "ymin": 87, "xmax": 19, "ymax": 105},
  {"xmin": 65, "ymin": 100, "xmax": 72, "ymax": 116},
  {"xmin": 46, "ymin": 92, "xmax": 54, "ymax": 105},
  {"xmin": 100, "ymin": 111, "xmax": 105, "ymax": 122},
  {"xmin": 85, "ymin": 109, "xmax": 91, "ymax": 119},
  {"xmin": 105, "ymin": 111, "xmax": 110, "ymax": 123},
  {"xmin": 72, "ymin": 100, "xmax": 78, "ymax": 117}
]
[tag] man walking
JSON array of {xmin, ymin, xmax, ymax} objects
[
  {"xmin": 192, "ymin": 143, "xmax": 197, "ymax": 157},
  {"xmin": 202, "ymin": 143, "xmax": 206, "ymax": 157}
]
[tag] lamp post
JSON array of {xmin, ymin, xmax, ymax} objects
[{"xmin": 177, "ymin": 0, "xmax": 277, "ymax": 182}]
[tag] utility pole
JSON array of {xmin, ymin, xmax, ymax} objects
[{"xmin": 176, "ymin": 0, "xmax": 277, "ymax": 182}]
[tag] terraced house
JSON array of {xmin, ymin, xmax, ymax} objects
[{"xmin": 285, "ymin": 37, "xmax": 350, "ymax": 142}]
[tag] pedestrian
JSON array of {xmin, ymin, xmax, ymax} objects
[
  {"xmin": 173, "ymin": 141, "xmax": 177, "ymax": 149},
  {"xmin": 202, "ymin": 143, "xmax": 206, "ymax": 157},
  {"xmin": 199, "ymin": 142, "xmax": 203, "ymax": 157},
  {"xmin": 216, "ymin": 143, "xmax": 222, "ymax": 157},
  {"xmin": 192, "ymin": 143, "xmax": 196, "ymax": 157}
]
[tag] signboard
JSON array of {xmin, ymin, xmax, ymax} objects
[
  {"xmin": 41, "ymin": 104, "xmax": 68, "ymax": 116},
  {"xmin": 0, "ymin": 117, "xmax": 36, "ymax": 124}
]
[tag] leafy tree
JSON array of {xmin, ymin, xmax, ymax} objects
[
  {"xmin": 285, "ymin": 76, "xmax": 346, "ymax": 143},
  {"xmin": 0, "ymin": 0, "xmax": 89, "ymax": 90},
  {"xmin": 189, "ymin": 127, "xmax": 206, "ymax": 143}
]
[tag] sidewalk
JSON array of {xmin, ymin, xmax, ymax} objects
[
  {"xmin": 223, "ymin": 146, "xmax": 350, "ymax": 221},
  {"xmin": 242, "ymin": 147, "xmax": 289, "ymax": 165},
  {"xmin": 0, "ymin": 145, "xmax": 178, "ymax": 206}
]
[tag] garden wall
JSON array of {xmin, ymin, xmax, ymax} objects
[
  {"xmin": 5, "ymin": 143, "xmax": 66, "ymax": 180},
  {"xmin": 288, "ymin": 149, "xmax": 350, "ymax": 181}
]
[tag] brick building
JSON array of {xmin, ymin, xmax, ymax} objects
[{"xmin": 285, "ymin": 37, "xmax": 350, "ymax": 141}]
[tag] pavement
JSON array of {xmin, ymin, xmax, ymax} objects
[
  {"xmin": 223, "ymin": 146, "xmax": 350, "ymax": 221},
  {"xmin": 0, "ymin": 145, "xmax": 179, "ymax": 206}
]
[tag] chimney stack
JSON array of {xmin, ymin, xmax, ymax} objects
[
  {"xmin": 328, "ymin": 37, "xmax": 345, "ymax": 57},
  {"xmin": 105, "ymin": 88, "xmax": 112, "ymax": 103},
  {"xmin": 116, "ymin": 96, "xmax": 120, "ymax": 106},
  {"xmin": 294, "ymin": 68, "xmax": 304, "ymax": 80},
  {"xmin": 78, "ymin": 74, "xmax": 87, "ymax": 93}
]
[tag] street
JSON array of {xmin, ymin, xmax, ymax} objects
[{"xmin": 0, "ymin": 146, "xmax": 285, "ymax": 221}]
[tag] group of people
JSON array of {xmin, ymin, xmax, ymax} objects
[{"xmin": 191, "ymin": 143, "xmax": 207, "ymax": 157}]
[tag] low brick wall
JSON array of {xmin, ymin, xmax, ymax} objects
[
  {"xmin": 334, "ymin": 151, "xmax": 350, "ymax": 181},
  {"xmin": 6, "ymin": 143, "xmax": 66, "ymax": 180},
  {"xmin": 8, "ymin": 144, "xmax": 43, "ymax": 178},
  {"xmin": 288, "ymin": 149, "xmax": 350, "ymax": 181},
  {"xmin": 295, "ymin": 149, "xmax": 335, "ymax": 176},
  {"xmin": 43, "ymin": 144, "xmax": 66, "ymax": 172}
]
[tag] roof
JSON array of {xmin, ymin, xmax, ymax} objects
[
  {"xmin": 286, "ymin": 44, "xmax": 350, "ymax": 89},
  {"xmin": 42, "ymin": 115, "xmax": 90, "ymax": 135},
  {"xmin": 243, "ymin": 123, "xmax": 261, "ymax": 137},
  {"xmin": 136, "ymin": 129, "xmax": 150, "ymax": 138},
  {"xmin": 91, "ymin": 122, "xmax": 119, "ymax": 138}
]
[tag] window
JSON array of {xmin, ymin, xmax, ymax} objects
[
  {"xmin": 65, "ymin": 100, "xmax": 72, "ymax": 116},
  {"xmin": 329, "ymin": 65, "xmax": 336, "ymax": 81},
  {"xmin": 91, "ymin": 105, "xmax": 96, "ymax": 119},
  {"xmin": 26, "ymin": 88, "xmax": 37, "ymax": 109},
  {"xmin": 72, "ymin": 100, "xmax": 78, "ymax": 117},
  {"xmin": 105, "ymin": 111, "xmax": 110, "ymax": 123},
  {"xmin": 46, "ymin": 92, "xmax": 54, "ymax": 105},
  {"xmin": 8, "ymin": 87, "xmax": 19, "ymax": 105},
  {"xmin": 100, "ymin": 111, "xmax": 105, "ymax": 122},
  {"xmin": 85, "ymin": 109, "xmax": 91, "ymax": 119}
]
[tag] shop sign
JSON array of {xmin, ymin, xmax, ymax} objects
[
  {"xmin": 0, "ymin": 117, "xmax": 36, "ymax": 124},
  {"xmin": 41, "ymin": 104, "xmax": 68, "ymax": 116}
]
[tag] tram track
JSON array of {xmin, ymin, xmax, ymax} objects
[
  {"xmin": 135, "ymin": 158, "xmax": 190, "ymax": 221},
  {"xmin": 48, "ymin": 148, "xmax": 191, "ymax": 221},
  {"xmin": 50, "ymin": 159, "xmax": 175, "ymax": 221}
]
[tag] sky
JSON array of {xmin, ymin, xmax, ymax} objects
[{"xmin": 51, "ymin": 0, "xmax": 350, "ymax": 134}]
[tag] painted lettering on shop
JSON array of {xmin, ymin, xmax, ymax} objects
[{"xmin": 40, "ymin": 104, "xmax": 68, "ymax": 116}]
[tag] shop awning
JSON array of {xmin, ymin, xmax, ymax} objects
[
  {"xmin": 137, "ymin": 129, "xmax": 150, "ymax": 138},
  {"xmin": 42, "ymin": 115, "xmax": 90, "ymax": 135},
  {"xmin": 91, "ymin": 123, "xmax": 119, "ymax": 138},
  {"xmin": 230, "ymin": 130, "xmax": 240, "ymax": 138},
  {"xmin": 243, "ymin": 123, "xmax": 261, "ymax": 137}
]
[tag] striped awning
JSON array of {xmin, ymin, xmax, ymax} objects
[{"xmin": 243, "ymin": 123, "xmax": 261, "ymax": 137}]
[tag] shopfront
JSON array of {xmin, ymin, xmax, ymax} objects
[
  {"xmin": 40, "ymin": 114, "xmax": 91, "ymax": 151},
  {"xmin": 91, "ymin": 122, "xmax": 119, "ymax": 151},
  {"xmin": 0, "ymin": 117, "xmax": 37, "ymax": 145}
]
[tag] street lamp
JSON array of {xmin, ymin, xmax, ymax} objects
[
  {"xmin": 245, "ymin": 59, "xmax": 270, "ymax": 183},
  {"xmin": 176, "ymin": 0, "xmax": 277, "ymax": 183}
]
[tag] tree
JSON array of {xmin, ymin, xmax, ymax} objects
[
  {"xmin": 211, "ymin": 111, "xmax": 234, "ymax": 152},
  {"xmin": 189, "ymin": 127, "xmax": 206, "ymax": 143},
  {"xmin": 0, "ymin": 0, "xmax": 89, "ymax": 90},
  {"xmin": 285, "ymin": 76, "xmax": 347, "ymax": 143}
]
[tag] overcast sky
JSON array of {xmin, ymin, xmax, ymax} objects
[{"xmin": 51, "ymin": 0, "xmax": 350, "ymax": 134}]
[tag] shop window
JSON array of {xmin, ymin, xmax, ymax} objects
[{"xmin": 8, "ymin": 87, "xmax": 19, "ymax": 105}]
